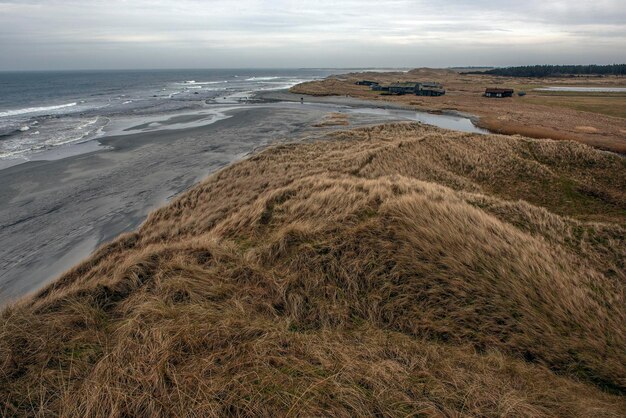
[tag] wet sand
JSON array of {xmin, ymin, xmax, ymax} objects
[
  {"xmin": 0, "ymin": 99, "xmax": 456, "ymax": 305},
  {"xmin": 257, "ymin": 91, "xmax": 484, "ymax": 122}
]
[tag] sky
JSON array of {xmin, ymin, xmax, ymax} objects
[{"xmin": 1, "ymin": 0, "xmax": 625, "ymax": 70}]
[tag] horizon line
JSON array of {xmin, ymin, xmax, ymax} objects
[{"xmin": 2, "ymin": 63, "xmax": 625, "ymax": 73}]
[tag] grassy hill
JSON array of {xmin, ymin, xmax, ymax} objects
[{"xmin": 1, "ymin": 123, "xmax": 625, "ymax": 416}]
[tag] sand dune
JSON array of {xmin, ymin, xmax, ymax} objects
[{"xmin": 1, "ymin": 123, "xmax": 625, "ymax": 416}]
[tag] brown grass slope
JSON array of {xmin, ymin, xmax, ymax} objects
[{"xmin": 1, "ymin": 124, "xmax": 625, "ymax": 417}]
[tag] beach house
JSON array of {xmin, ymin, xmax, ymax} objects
[
  {"xmin": 416, "ymin": 82, "xmax": 445, "ymax": 96},
  {"xmin": 386, "ymin": 82, "xmax": 446, "ymax": 96},
  {"xmin": 371, "ymin": 84, "xmax": 389, "ymax": 92},
  {"xmin": 355, "ymin": 80, "xmax": 379, "ymax": 86},
  {"xmin": 388, "ymin": 82, "xmax": 421, "ymax": 95},
  {"xmin": 484, "ymin": 88, "xmax": 514, "ymax": 98}
]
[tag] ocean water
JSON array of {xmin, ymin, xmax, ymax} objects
[{"xmin": 0, "ymin": 69, "xmax": 339, "ymax": 160}]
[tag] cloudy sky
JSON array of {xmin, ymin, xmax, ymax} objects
[{"xmin": 1, "ymin": 0, "xmax": 625, "ymax": 70}]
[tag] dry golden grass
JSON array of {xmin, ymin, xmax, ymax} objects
[
  {"xmin": 1, "ymin": 123, "xmax": 625, "ymax": 416},
  {"xmin": 312, "ymin": 112, "xmax": 350, "ymax": 127},
  {"xmin": 524, "ymin": 95, "xmax": 626, "ymax": 119}
]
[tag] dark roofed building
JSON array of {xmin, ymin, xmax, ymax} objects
[
  {"xmin": 417, "ymin": 83, "xmax": 445, "ymax": 96},
  {"xmin": 388, "ymin": 82, "xmax": 420, "ymax": 95},
  {"xmin": 416, "ymin": 88, "xmax": 445, "ymax": 96},
  {"xmin": 484, "ymin": 88, "xmax": 514, "ymax": 98},
  {"xmin": 355, "ymin": 80, "xmax": 379, "ymax": 86},
  {"xmin": 421, "ymin": 82, "xmax": 443, "ymax": 89},
  {"xmin": 375, "ymin": 81, "xmax": 445, "ymax": 96}
]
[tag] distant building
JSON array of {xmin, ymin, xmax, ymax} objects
[
  {"xmin": 421, "ymin": 82, "xmax": 443, "ymax": 89},
  {"xmin": 355, "ymin": 80, "xmax": 379, "ymax": 86},
  {"xmin": 388, "ymin": 82, "xmax": 421, "ymax": 95},
  {"xmin": 416, "ymin": 89, "xmax": 445, "ymax": 96},
  {"xmin": 371, "ymin": 84, "xmax": 389, "ymax": 91},
  {"xmin": 484, "ymin": 88, "xmax": 514, "ymax": 98},
  {"xmin": 386, "ymin": 82, "xmax": 445, "ymax": 96},
  {"xmin": 417, "ymin": 83, "xmax": 445, "ymax": 96}
]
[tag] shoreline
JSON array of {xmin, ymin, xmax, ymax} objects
[
  {"xmin": 0, "ymin": 107, "xmax": 285, "ymax": 304},
  {"xmin": 255, "ymin": 90, "xmax": 484, "ymax": 126},
  {"xmin": 0, "ymin": 95, "xmax": 488, "ymax": 305},
  {"xmin": 0, "ymin": 94, "xmax": 488, "ymax": 173}
]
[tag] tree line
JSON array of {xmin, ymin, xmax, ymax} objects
[{"xmin": 465, "ymin": 64, "xmax": 626, "ymax": 77}]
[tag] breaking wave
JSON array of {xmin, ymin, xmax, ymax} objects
[
  {"xmin": 245, "ymin": 76, "xmax": 280, "ymax": 81},
  {"xmin": 0, "ymin": 102, "xmax": 78, "ymax": 118},
  {"xmin": 183, "ymin": 81, "xmax": 228, "ymax": 85}
]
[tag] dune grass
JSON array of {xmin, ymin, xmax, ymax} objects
[
  {"xmin": 313, "ymin": 112, "xmax": 350, "ymax": 127},
  {"xmin": 1, "ymin": 123, "xmax": 625, "ymax": 416},
  {"xmin": 524, "ymin": 95, "xmax": 626, "ymax": 119}
]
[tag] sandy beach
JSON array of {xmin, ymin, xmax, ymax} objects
[{"xmin": 0, "ymin": 95, "xmax": 487, "ymax": 304}]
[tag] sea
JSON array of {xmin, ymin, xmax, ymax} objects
[{"xmin": 0, "ymin": 69, "xmax": 348, "ymax": 162}]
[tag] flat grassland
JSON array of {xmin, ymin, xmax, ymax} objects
[
  {"xmin": 1, "ymin": 123, "xmax": 625, "ymax": 416},
  {"xmin": 291, "ymin": 69, "xmax": 626, "ymax": 153}
]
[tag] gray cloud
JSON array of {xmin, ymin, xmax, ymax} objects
[{"xmin": 0, "ymin": 0, "xmax": 624, "ymax": 70}]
